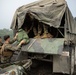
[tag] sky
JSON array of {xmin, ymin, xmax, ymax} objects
[{"xmin": 0, "ymin": 0, "xmax": 76, "ymax": 29}]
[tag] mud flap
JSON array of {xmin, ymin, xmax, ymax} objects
[{"xmin": 53, "ymin": 55, "xmax": 70, "ymax": 74}]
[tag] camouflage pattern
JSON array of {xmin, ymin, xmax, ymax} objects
[
  {"xmin": 17, "ymin": 29, "xmax": 29, "ymax": 44},
  {"xmin": 33, "ymin": 23, "xmax": 52, "ymax": 38},
  {"xmin": 0, "ymin": 42, "xmax": 3, "ymax": 46},
  {"xmin": 0, "ymin": 65, "xmax": 25, "ymax": 75},
  {"xmin": 0, "ymin": 59, "xmax": 32, "ymax": 75},
  {"xmin": 0, "ymin": 42, "xmax": 3, "ymax": 49},
  {"xmin": 21, "ymin": 38, "xmax": 64, "ymax": 55},
  {"xmin": 38, "ymin": 23, "xmax": 43, "ymax": 34},
  {"xmin": 1, "ymin": 42, "xmax": 20, "ymax": 63},
  {"xmin": 33, "ymin": 22, "xmax": 42, "ymax": 37},
  {"xmin": 43, "ymin": 25, "xmax": 48, "ymax": 34},
  {"xmin": 33, "ymin": 26, "xmax": 37, "ymax": 36},
  {"xmin": 41, "ymin": 25, "xmax": 53, "ymax": 38},
  {"xmin": 10, "ymin": 0, "xmax": 76, "ymax": 74},
  {"xmin": 0, "ymin": 41, "xmax": 3, "ymax": 63},
  {"xmin": 0, "ymin": 42, "xmax": 3, "ymax": 54}
]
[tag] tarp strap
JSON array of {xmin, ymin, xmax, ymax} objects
[{"xmin": 57, "ymin": 29, "xmax": 64, "ymax": 37}]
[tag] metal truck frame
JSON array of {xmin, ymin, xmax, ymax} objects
[{"xmin": 10, "ymin": 0, "xmax": 76, "ymax": 75}]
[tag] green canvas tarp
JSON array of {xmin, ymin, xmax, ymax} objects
[{"xmin": 11, "ymin": 0, "xmax": 76, "ymax": 34}]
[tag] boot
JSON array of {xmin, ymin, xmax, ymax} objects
[
  {"xmin": 41, "ymin": 33, "xmax": 48, "ymax": 39},
  {"xmin": 34, "ymin": 34, "xmax": 41, "ymax": 38},
  {"xmin": 41, "ymin": 33, "xmax": 53, "ymax": 39},
  {"xmin": 47, "ymin": 33, "xmax": 53, "ymax": 38}
]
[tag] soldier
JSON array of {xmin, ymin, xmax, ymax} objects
[
  {"xmin": 28, "ymin": 13, "xmax": 42, "ymax": 38},
  {"xmin": 0, "ymin": 36, "xmax": 3, "ymax": 63},
  {"xmin": 16, "ymin": 28, "xmax": 30, "ymax": 45},
  {"xmin": 41, "ymin": 24, "xmax": 53, "ymax": 38},
  {"xmin": 0, "ymin": 36, "xmax": 3, "ymax": 50},
  {"xmin": 34, "ymin": 23, "xmax": 53, "ymax": 38},
  {"xmin": 26, "ymin": 12, "xmax": 53, "ymax": 38},
  {"xmin": 1, "ymin": 35, "xmax": 25, "ymax": 63},
  {"xmin": 33, "ymin": 22, "xmax": 42, "ymax": 38}
]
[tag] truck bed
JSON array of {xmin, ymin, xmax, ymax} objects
[{"xmin": 21, "ymin": 38, "xmax": 64, "ymax": 55}]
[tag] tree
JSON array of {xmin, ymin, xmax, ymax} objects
[{"xmin": 0, "ymin": 29, "xmax": 13, "ymax": 39}]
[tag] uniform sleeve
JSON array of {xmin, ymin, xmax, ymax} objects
[
  {"xmin": 9, "ymin": 38, "xmax": 17, "ymax": 44},
  {"xmin": 5, "ymin": 44, "xmax": 20, "ymax": 51},
  {"xmin": 0, "ymin": 46, "xmax": 2, "ymax": 49},
  {"xmin": 23, "ymin": 31, "xmax": 30, "ymax": 43}
]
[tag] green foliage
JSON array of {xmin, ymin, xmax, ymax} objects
[{"xmin": 0, "ymin": 29, "xmax": 13, "ymax": 39}]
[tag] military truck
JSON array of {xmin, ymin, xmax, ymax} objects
[
  {"xmin": 0, "ymin": 59, "xmax": 32, "ymax": 75},
  {"xmin": 11, "ymin": 0, "xmax": 76, "ymax": 75}
]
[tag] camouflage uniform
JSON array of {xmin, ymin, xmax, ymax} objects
[
  {"xmin": 43, "ymin": 25, "xmax": 48, "ymax": 34},
  {"xmin": 0, "ymin": 42, "xmax": 3, "ymax": 50},
  {"xmin": 0, "ymin": 42, "xmax": 3, "ymax": 63},
  {"xmin": 33, "ymin": 22, "xmax": 42, "ymax": 38},
  {"xmin": 27, "ymin": 13, "xmax": 50, "ymax": 38},
  {"xmin": 33, "ymin": 22, "xmax": 52, "ymax": 38},
  {"xmin": 17, "ymin": 29, "xmax": 30, "ymax": 44},
  {"xmin": 26, "ymin": 13, "xmax": 52, "ymax": 38},
  {"xmin": 41, "ymin": 24, "xmax": 53, "ymax": 38},
  {"xmin": 1, "ymin": 39, "xmax": 20, "ymax": 63}
]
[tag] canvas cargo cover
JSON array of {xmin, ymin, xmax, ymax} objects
[
  {"xmin": 21, "ymin": 38, "xmax": 64, "ymax": 55},
  {"xmin": 11, "ymin": 0, "xmax": 76, "ymax": 34}
]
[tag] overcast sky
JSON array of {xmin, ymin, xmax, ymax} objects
[{"xmin": 0, "ymin": 0, "xmax": 76, "ymax": 29}]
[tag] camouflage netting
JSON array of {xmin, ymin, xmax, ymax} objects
[{"xmin": 11, "ymin": 0, "xmax": 76, "ymax": 35}]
